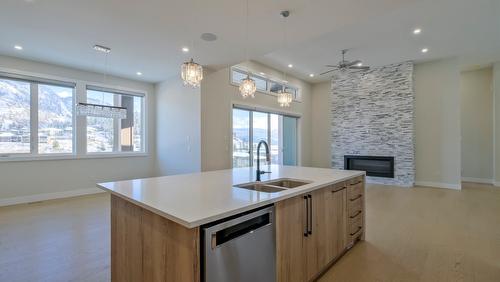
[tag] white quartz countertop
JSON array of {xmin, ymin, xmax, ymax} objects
[{"xmin": 97, "ymin": 165, "xmax": 364, "ymax": 228}]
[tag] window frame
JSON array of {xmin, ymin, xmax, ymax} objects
[
  {"xmin": 229, "ymin": 67, "xmax": 301, "ymax": 102},
  {"xmin": 84, "ymin": 85, "xmax": 146, "ymax": 155},
  {"xmin": 231, "ymin": 105, "xmax": 300, "ymax": 168},
  {"xmin": 0, "ymin": 68, "xmax": 148, "ymax": 162}
]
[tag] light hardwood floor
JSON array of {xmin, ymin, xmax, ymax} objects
[{"xmin": 1, "ymin": 183, "xmax": 499, "ymax": 282}]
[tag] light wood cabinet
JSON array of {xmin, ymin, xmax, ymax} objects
[
  {"xmin": 346, "ymin": 176, "xmax": 365, "ymax": 247},
  {"xmin": 276, "ymin": 178, "xmax": 360, "ymax": 282},
  {"xmin": 331, "ymin": 186, "xmax": 347, "ymax": 258},
  {"xmin": 275, "ymin": 194, "xmax": 307, "ymax": 282}
]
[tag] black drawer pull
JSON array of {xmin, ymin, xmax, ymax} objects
[
  {"xmin": 331, "ymin": 187, "xmax": 346, "ymax": 193},
  {"xmin": 350, "ymin": 210, "xmax": 362, "ymax": 218},
  {"xmin": 350, "ymin": 226, "xmax": 362, "ymax": 236},
  {"xmin": 350, "ymin": 181, "xmax": 362, "ymax": 186},
  {"xmin": 349, "ymin": 194, "xmax": 362, "ymax": 201},
  {"xmin": 303, "ymin": 195, "xmax": 308, "ymax": 237}
]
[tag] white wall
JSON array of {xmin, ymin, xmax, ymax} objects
[
  {"xmin": 414, "ymin": 58, "xmax": 462, "ymax": 189},
  {"xmin": 201, "ymin": 61, "xmax": 313, "ymax": 171},
  {"xmin": 494, "ymin": 63, "xmax": 500, "ymax": 186},
  {"xmin": 0, "ymin": 55, "xmax": 156, "ymax": 204},
  {"xmin": 155, "ymin": 77, "xmax": 201, "ymax": 175},
  {"xmin": 311, "ymin": 82, "xmax": 332, "ymax": 168},
  {"xmin": 460, "ymin": 68, "xmax": 493, "ymax": 182}
]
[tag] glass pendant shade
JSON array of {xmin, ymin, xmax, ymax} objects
[
  {"xmin": 76, "ymin": 103, "xmax": 127, "ymax": 119},
  {"xmin": 181, "ymin": 58, "xmax": 203, "ymax": 88},
  {"xmin": 277, "ymin": 88, "xmax": 293, "ymax": 107},
  {"xmin": 239, "ymin": 75, "xmax": 257, "ymax": 98}
]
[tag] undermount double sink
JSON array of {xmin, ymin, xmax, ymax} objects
[{"xmin": 234, "ymin": 178, "xmax": 312, "ymax": 193}]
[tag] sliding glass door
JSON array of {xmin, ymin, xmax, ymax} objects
[
  {"xmin": 232, "ymin": 107, "xmax": 298, "ymax": 168},
  {"xmin": 232, "ymin": 109, "xmax": 251, "ymax": 168}
]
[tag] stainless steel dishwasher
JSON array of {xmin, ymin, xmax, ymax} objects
[{"xmin": 202, "ymin": 205, "xmax": 275, "ymax": 282}]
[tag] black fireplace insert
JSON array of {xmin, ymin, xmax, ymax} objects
[{"xmin": 344, "ymin": 155, "xmax": 394, "ymax": 178}]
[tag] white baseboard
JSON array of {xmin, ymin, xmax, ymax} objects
[
  {"xmin": 494, "ymin": 182, "xmax": 500, "ymax": 187},
  {"xmin": 461, "ymin": 177, "xmax": 494, "ymax": 184},
  {"xmin": 415, "ymin": 181, "xmax": 461, "ymax": 190},
  {"xmin": 0, "ymin": 188, "xmax": 105, "ymax": 207}
]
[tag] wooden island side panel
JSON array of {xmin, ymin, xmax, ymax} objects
[{"xmin": 111, "ymin": 195, "xmax": 200, "ymax": 282}]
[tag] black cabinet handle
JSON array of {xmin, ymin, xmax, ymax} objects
[
  {"xmin": 350, "ymin": 210, "xmax": 362, "ymax": 219},
  {"xmin": 303, "ymin": 195, "xmax": 308, "ymax": 237},
  {"xmin": 332, "ymin": 187, "xmax": 347, "ymax": 193},
  {"xmin": 307, "ymin": 195, "xmax": 312, "ymax": 235},
  {"xmin": 349, "ymin": 194, "xmax": 362, "ymax": 202},
  {"xmin": 350, "ymin": 226, "xmax": 362, "ymax": 236}
]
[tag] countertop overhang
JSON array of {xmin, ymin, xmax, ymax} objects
[{"xmin": 97, "ymin": 165, "xmax": 365, "ymax": 228}]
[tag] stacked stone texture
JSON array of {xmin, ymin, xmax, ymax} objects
[{"xmin": 331, "ymin": 61, "xmax": 415, "ymax": 186}]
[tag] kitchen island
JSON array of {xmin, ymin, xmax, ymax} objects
[{"xmin": 98, "ymin": 165, "xmax": 366, "ymax": 282}]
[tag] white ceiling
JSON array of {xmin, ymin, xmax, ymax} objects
[{"xmin": 0, "ymin": 0, "xmax": 499, "ymax": 83}]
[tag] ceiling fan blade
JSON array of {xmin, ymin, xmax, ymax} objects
[
  {"xmin": 349, "ymin": 66, "xmax": 370, "ymax": 70},
  {"xmin": 325, "ymin": 65, "xmax": 339, "ymax": 68},
  {"xmin": 319, "ymin": 69, "xmax": 336, "ymax": 75},
  {"xmin": 345, "ymin": 60, "xmax": 362, "ymax": 67}
]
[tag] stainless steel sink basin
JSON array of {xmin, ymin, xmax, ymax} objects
[
  {"xmin": 234, "ymin": 178, "xmax": 312, "ymax": 193},
  {"xmin": 234, "ymin": 183, "xmax": 287, "ymax": 193},
  {"xmin": 265, "ymin": 179, "xmax": 311, "ymax": 188}
]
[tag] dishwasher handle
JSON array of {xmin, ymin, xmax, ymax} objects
[{"xmin": 208, "ymin": 208, "xmax": 273, "ymax": 249}]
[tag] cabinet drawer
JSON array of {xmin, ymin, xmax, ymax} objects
[
  {"xmin": 348, "ymin": 210, "xmax": 363, "ymax": 227},
  {"xmin": 347, "ymin": 213, "xmax": 363, "ymax": 243},
  {"xmin": 348, "ymin": 176, "xmax": 364, "ymax": 186},
  {"xmin": 348, "ymin": 182, "xmax": 363, "ymax": 200},
  {"xmin": 348, "ymin": 196, "xmax": 363, "ymax": 217},
  {"xmin": 331, "ymin": 181, "xmax": 347, "ymax": 192}
]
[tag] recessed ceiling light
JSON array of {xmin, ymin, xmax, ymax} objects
[
  {"xmin": 356, "ymin": 62, "xmax": 363, "ymax": 67},
  {"xmin": 93, "ymin": 44, "xmax": 111, "ymax": 53},
  {"xmin": 288, "ymin": 64, "xmax": 293, "ymax": 68},
  {"xmin": 309, "ymin": 74, "xmax": 314, "ymax": 77},
  {"xmin": 14, "ymin": 45, "xmax": 23, "ymax": 50},
  {"xmin": 413, "ymin": 28, "xmax": 422, "ymax": 35},
  {"xmin": 421, "ymin": 48, "xmax": 429, "ymax": 53},
  {"xmin": 136, "ymin": 72, "xmax": 142, "ymax": 76},
  {"xmin": 182, "ymin": 47, "xmax": 189, "ymax": 53}
]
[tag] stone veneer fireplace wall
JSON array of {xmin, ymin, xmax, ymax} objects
[{"xmin": 331, "ymin": 61, "xmax": 415, "ymax": 186}]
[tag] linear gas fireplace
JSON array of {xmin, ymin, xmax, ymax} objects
[{"xmin": 344, "ymin": 155, "xmax": 394, "ymax": 178}]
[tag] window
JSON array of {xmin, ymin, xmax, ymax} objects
[
  {"xmin": 230, "ymin": 67, "xmax": 300, "ymax": 100},
  {"xmin": 0, "ymin": 74, "xmax": 75, "ymax": 156},
  {"xmin": 0, "ymin": 71, "xmax": 147, "ymax": 160},
  {"xmin": 232, "ymin": 107, "xmax": 298, "ymax": 168},
  {"xmin": 0, "ymin": 78, "xmax": 31, "ymax": 154},
  {"xmin": 85, "ymin": 86, "xmax": 144, "ymax": 153},
  {"xmin": 38, "ymin": 84, "xmax": 74, "ymax": 154},
  {"xmin": 231, "ymin": 69, "xmax": 267, "ymax": 92},
  {"xmin": 269, "ymin": 80, "xmax": 298, "ymax": 100}
]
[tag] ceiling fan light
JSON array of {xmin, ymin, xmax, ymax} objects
[
  {"xmin": 239, "ymin": 75, "xmax": 256, "ymax": 98},
  {"xmin": 181, "ymin": 58, "xmax": 203, "ymax": 88}
]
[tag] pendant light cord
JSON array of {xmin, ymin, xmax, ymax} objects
[{"xmin": 282, "ymin": 12, "xmax": 287, "ymax": 89}]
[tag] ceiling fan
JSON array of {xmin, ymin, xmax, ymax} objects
[{"xmin": 320, "ymin": 49, "xmax": 370, "ymax": 75}]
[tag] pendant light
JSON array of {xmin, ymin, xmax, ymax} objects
[
  {"xmin": 181, "ymin": 0, "xmax": 203, "ymax": 88},
  {"xmin": 277, "ymin": 88, "xmax": 293, "ymax": 107},
  {"xmin": 77, "ymin": 45, "xmax": 127, "ymax": 119},
  {"xmin": 277, "ymin": 10, "xmax": 293, "ymax": 107},
  {"xmin": 239, "ymin": 0, "xmax": 256, "ymax": 98},
  {"xmin": 181, "ymin": 58, "xmax": 203, "ymax": 88}
]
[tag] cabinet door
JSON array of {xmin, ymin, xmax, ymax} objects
[
  {"xmin": 306, "ymin": 188, "xmax": 328, "ymax": 279},
  {"xmin": 275, "ymin": 195, "xmax": 307, "ymax": 282},
  {"xmin": 306, "ymin": 186, "xmax": 347, "ymax": 279},
  {"xmin": 332, "ymin": 188, "xmax": 347, "ymax": 258}
]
